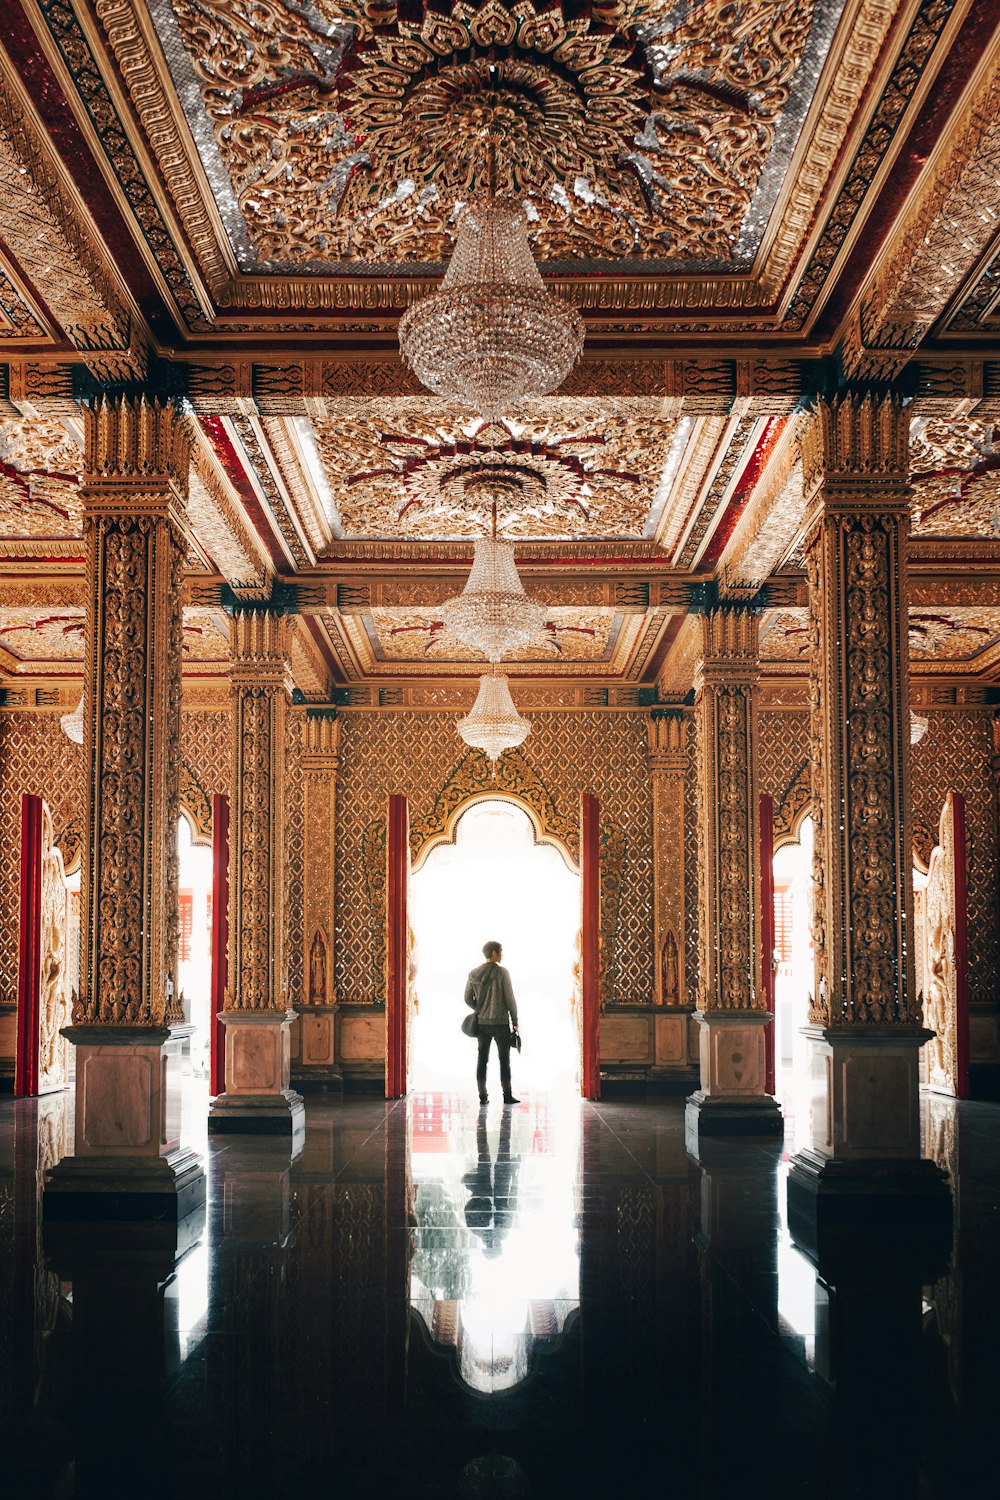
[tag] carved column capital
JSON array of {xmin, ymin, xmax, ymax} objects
[
  {"xmin": 646, "ymin": 709, "xmax": 687, "ymax": 777},
  {"xmin": 81, "ymin": 397, "xmax": 191, "ymax": 520},
  {"xmin": 799, "ymin": 394, "xmax": 911, "ymax": 529}
]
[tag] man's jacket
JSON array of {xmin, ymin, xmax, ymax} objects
[{"xmin": 464, "ymin": 961, "xmax": 519, "ymax": 1028}]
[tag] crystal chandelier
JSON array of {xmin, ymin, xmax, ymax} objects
[
  {"xmin": 910, "ymin": 711, "xmax": 930, "ymax": 746},
  {"xmin": 398, "ymin": 144, "xmax": 584, "ymax": 419},
  {"xmin": 442, "ymin": 534, "xmax": 545, "ymax": 661},
  {"xmin": 457, "ymin": 668, "xmax": 531, "ymax": 761},
  {"xmin": 60, "ymin": 693, "xmax": 84, "ymax": 745}
]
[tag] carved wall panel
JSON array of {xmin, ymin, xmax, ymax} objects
[
  {"xmin": 37, "ymin": 805, "xmax": 71, "ymax": 1094},
  {"xmin": 285, "ymin": 711, "xmax": 305, "ymax": 1009},
  {"xmin": 921, "ymin": 793, "xmax": 965, "ymax": 1096},
  {"xmin": 647, "ymin": 712, "xmax": 688, "ymax": 1005},
  {"xmin": 335, "ymin": 710, "xmax": 652, "ymax": 1009},
  {"xmin": 912, "ymin": 713, "xmax": 998, "ymax": 1016}
]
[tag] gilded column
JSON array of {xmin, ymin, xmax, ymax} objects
[
  {"xmin": 788, "ymin": 395, "xmax": 949, "ymax": 1246},
  {"xmin": 647, "ymin": 709, "xmax": 696, "ymax": 1082},
  {"xmin": 686, "ymin": 606, "xmax": 782, "ymax": 1142},
  {"xmin": 293, "ymin": 708, "xmax": 342, "ymax": 1086},
  {"xmin": 209, "ymin": 610, "xmax": 305, "ymax": 1138},
  {"xmin": 45, "ymin": 397, "xmax": 204, "ymax": 1217}
]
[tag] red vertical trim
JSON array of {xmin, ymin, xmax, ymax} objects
[
  {"xmin": 581, "ymin": 793, "xmax": 601, "ymax": 1101},
  {"xmin": 15, "ymin": 795, "xmax": 44, "ymax": 1098},
  {"xmin": 759, "ymin": 795, "xmax": 776, "ymax": 1098},
  {"xmin": 951, "ymin": 793, "xmax": 971, "ymax": 1101},
  {"xmin": 210, "ymin": 794, "xmax": 230, "ymax": 1098},
  {"xmin": 386, "ymin": 795, "xmax": 409, "ymax": 1099}
]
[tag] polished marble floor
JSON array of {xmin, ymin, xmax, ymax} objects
[{"xmin": 1, "ymin": 1083, "xmax": 998, "ymax": 1499}]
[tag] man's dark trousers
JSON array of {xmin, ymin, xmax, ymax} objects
[{"xmin": 477, "ymin": 1024, "xmax": 512, "ymax": 1099}]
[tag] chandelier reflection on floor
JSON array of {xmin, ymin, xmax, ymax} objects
[
  {"xmin": 457, "ymin": 667, "xmax": 531, "ymax": 761},
  {"xmin": 398, "ymin": 140, "xmax": 584, "ymax": 419}
]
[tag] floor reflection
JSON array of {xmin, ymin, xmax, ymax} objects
[
  {"xmin": 410, "ymin": 1092, "xmax": 580, "ymax": 1393},
  {"xmin": 0, "ymin": 1085, "xmax": 997, "ymax": 1497}
]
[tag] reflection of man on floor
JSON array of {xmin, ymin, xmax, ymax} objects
[
  {"xmin": 465, "ymin": 940, "xmax": 520, "ymax": 1104},
  {"xmin": 463, "ymin": 1108, "xmax": 519, "ymax": 1258}
]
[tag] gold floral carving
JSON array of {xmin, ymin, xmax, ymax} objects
[
  {"xmin": 693, "ymin": 608, "xmax": 763, "ymax": 1013},
  {"xmin": 920, "ymin": 793, "xmax": 963, "ymax": 1096},
  {"xmin": 722, "ymin": 437, "xmax": 805, "ymax": 595},
  {"xmin": 802, "ymin": 396, "xmax": 919, "ymax": 1028},
  {"xmin": 843, "ymin": 64, "xmax": 1000, "ymax": 379},
  {"xmin": 647, "ymin": 712, "xmax": 687, "ymax": 1006},
  {"xmin": 309, "ymin": 401, "xmax": 676, "ymax": 541},
  {"xmin": 169, "ymin": 0, "xmax": 818, "ymax": 267},
  {"xmin": 0, "ymin": 414, "xmax": 84, "ymax": 539},
  {"xmin": 226, "ymin": 610, "xmax": 292, "ymax": 1011},
  {"xmin": 0, "ymin": 58, "xmax": 146, "ymax": 380},
  {"xmin": 77, "ymin": 398, "xmax": 189, "ymax": 1026}
]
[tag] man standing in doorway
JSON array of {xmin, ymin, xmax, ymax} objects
[{"xmin": 465, "ymin": 941, "xmax": 520, "ymax": 1106}]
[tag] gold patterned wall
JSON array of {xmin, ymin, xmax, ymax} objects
[
  {"xmin": 757, "ymin": 710, "xmax": 811, "ymax": 836},
  {"xmin": 335, "ymin": 710, "xmax": 653, "ymax": 1008}
]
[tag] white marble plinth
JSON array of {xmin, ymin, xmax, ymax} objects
[
  {"xmin": 686, "ymin": 1011, "xmax": 782, "ymax": 1141},
  {"xmin": 209, "ymin": 1010, "xmax": 305, "ymax": 1140},
  {"xmin": 43, "ymin": 1026, "xmax": 204, "ymax": 1218},
  {"xmin": 802, "ymin": 1025, "xmax": 931, "ymax": 1161}
]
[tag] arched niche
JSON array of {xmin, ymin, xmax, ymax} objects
[{"xmin": 409, "ymin": 748, "xmax": 578, "ymax": 874}]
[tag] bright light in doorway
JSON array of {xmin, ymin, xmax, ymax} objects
[{"xmin": 408, "ymin": 800, "xmax": 581, "ymax": 1095}]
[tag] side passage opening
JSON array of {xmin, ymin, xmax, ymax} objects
[{"xmin": 409, "ymin": 799, "xmax": 581, "ymax": 1096}]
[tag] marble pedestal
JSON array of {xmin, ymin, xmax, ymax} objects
[
  {"xmin": 208, "ymin": 1009, "xmax": 305, "ymax": 1145},
  {"xmin": 44, "ymin": 1026, "xmax": 205, "ymax": 1221},
  {"xmin": 787, "ymin": 1027, "xmax": 952, "ymax": 1266},
  {"xmin": 292, "ymin": 1002, "xmax": 343, "ymax": 1089},
  {"xmin": 685, "ymin": 1011, "xmax": 783, "ymax": 1145}
]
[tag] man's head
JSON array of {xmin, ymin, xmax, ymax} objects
[{"xmin": 482, "ymin": 940, "xmax": 502, "ymax": 962}]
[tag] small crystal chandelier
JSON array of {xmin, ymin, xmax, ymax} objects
[
  {"xmin": 398, "ymin": 139, "xmax": 584, "ymax": 419},
  {"xmin": 457, "ymin": 667, "xmax": 531, "ymax": 761},
  {"xmin": 442, "ymin": 534, "xmax": 545, "ymax": 661},
  {"xmin": 60, "ymin": 693, "xmax": 84, "ymax": 745}
]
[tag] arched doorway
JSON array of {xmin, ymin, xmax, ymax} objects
[
  {"xmin": 176, "ymin": 811, "xmax": 214, "ymax": 1080},
  {"xmin": 408, "ymin": 797, "xmax": 581, "ymax": 1095}
]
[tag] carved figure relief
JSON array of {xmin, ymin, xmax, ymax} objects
[
  {"xmin": 921, "ymin": 793, "xmax": 968, "ymax": 1097},
  {"xmin": 37, "ymin": 806, "xmax": 71, "ymax": 1094},
  {"xmin": 308, "ymin": 928, "xmax": 329, "ymax": 1006}
]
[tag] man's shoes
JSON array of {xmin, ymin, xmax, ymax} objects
[
  {"xmin": 502, "ymin": 1095, "xmax": 520, "ymax": 1105},
  {"xmin": 478, "ymin": 1094, "xmax": 488, "ymax": 1106}
]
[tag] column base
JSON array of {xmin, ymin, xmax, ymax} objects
[
  {"xmin": 787, "ymin": 1147, "xmax": 952, "ymax": 1275},
  {"xmin": 292, "ymin": 1066, "xmax": 344, "ymax": 1091},
  {"xmin": 43, "ymin": 1146, "xmax": 205, "ymax": 1223},
  {"xmin": 208, "ymin": 1088, "xmax": 306, "ymax": 1145},
  {"xmin": 685, "ymin": 1089, "xmax": 784, "ymax": 1146}
]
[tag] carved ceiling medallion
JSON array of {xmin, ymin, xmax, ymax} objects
[
  {"xmin": 308, "ymin": 400, "xmax": 678, "ymax": 539},
  {"xmin": 162, "ymin": 0, "xmax": 835, "ymax": 270}
]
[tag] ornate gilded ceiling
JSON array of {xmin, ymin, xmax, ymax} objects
[
  {"xmin": 158, "ymin": 0, "xmax": 838, "ymax": 272},
  {"xmin": 2, "ymin": 3, "xmax": 1000, "ymax": 704}
]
